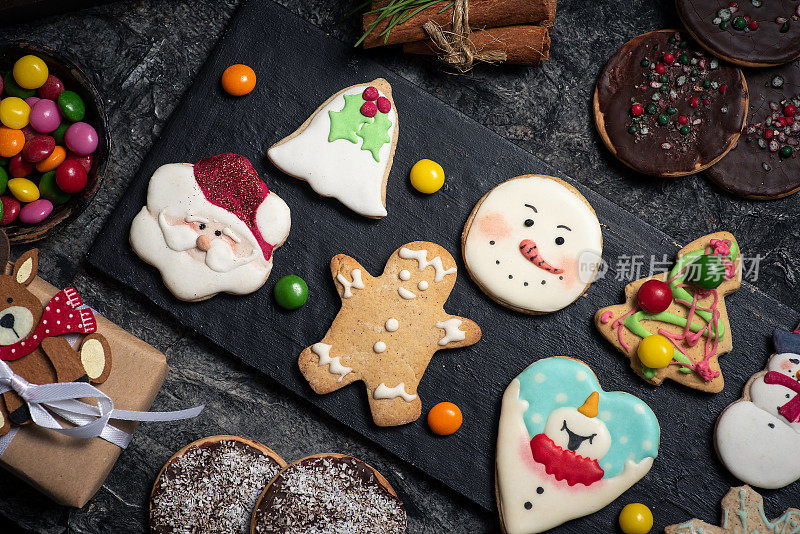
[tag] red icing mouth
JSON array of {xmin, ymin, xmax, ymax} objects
[
  {"xmin": 519, "ymin": 239, "xmax": 564, "ymax": 274},
  {"xmin": 530, "ymin": 433, "xmax": 604, "ymax": 486}
]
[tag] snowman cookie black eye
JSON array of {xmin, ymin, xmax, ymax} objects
[
  {"xmin": 524, "ymin": 219, "xmax": 534, "ymax": 227},
  {"xmin": 555, "ymin": 237, "xmax": 565, "ymax": 245},
  {"xmin": 199, "ymin": 223, "xmax": 206, "ymax": 230}
]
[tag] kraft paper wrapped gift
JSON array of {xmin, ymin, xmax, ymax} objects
[{"xmin": 0, "ymin": 275, "xmax": 168, "ymax": 508}]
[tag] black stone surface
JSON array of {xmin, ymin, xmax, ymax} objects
[{"xmin": 0, "ymin": 0, "xmax": 799, "ymax": 532}]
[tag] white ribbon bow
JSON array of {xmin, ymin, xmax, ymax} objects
[{"xmin": 0, "ymin": 359, "xmax": 203, "ymax": 455}]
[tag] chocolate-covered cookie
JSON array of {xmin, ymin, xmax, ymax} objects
[
  {"xmin": 677, "ymin": 0, "xmax": 800, "ymax": 67},
  {"xmin": 706, "ymin": 61, "xmax": 800, "ymax": 198},
  {"xmin": 594, "ymin": 30, "xmax": 748, "ymax": 177},
  {"xmin": 150, "ymin": 435, "xmax": 286, "ymax": 534},
  {"xmin": 251, "ymin": 453, "xmax": 407, "ymax": 534}
]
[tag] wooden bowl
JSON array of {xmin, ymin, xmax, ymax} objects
[{"xmin": 0, "ymin": 40, "xmax": 110, "ymax": 244}]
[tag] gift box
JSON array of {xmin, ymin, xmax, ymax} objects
[{"xmin": 0, "ymin": 275, "xmax": 168, "ymax": 507}]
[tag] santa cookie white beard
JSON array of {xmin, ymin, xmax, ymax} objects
[{"xmin": 129, "ymin": 154, "xmax": 291, "ymax": 302}]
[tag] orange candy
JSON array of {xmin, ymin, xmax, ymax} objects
[
  {"xmin": 35, "ymin": 145, "xmax": 66, "ymax": 172},
  {"xmin": 427, "ymin": 402, "xmax": 463, "ymax": 436},
  {"xmin": 221, "ymin": 64, "xmax": 256, "ymax": 96},
  {"xmin": 0, "ymin": 127, "xmax": 25, "ymax": 158}
]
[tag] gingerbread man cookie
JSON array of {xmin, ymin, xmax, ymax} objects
[{"xmin": 298, "ymin": 241, "xmax": 481, "ymax": 427}]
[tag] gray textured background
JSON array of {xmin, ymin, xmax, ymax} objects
[{"xmin": 0, "ymin": 0, "xmax": 798, "ymax": 532}]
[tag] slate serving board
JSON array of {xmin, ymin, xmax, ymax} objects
[{"xmin": 87, "ymin": 0, "xmax": 800, "ymax": 526}]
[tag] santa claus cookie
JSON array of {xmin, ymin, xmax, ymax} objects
[
  {"xmin": 462, "ymin": 175, "xmax": 603, "ymax": 314},
  {"xmin": 298, "ymin": 241, "xmax": 481, "ymax": 426},
  {"xmin": 130, "ymin": 153, "xmax": 291, "ymax": 302},
  {"xmin": 715, "ymin": 329, "xmax": 800, "ymax": 489},
  {"xmin": 150, "ymin": 435, "xmax": 286, "ymax": 534},
  {"xmin": 496, "ymin": 357, "xmax": 660, "ymax": 534},
  {"xmin": 596, "ymin": 232, "xmax": 741, "ymax": 393},
  {"xmin": 268, "ymin": 79, "xmax": 397, "ymax": 218},
  {"xmin": 666, "ymin": 485, "xmax": 800, "ymax": 533},
  {"xmin": 251, "ymin": 453, "xmax": 406, "ymax": 534}
]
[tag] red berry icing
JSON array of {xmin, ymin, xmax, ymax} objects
[
  {"xmin": 376, "ymin": 96, "xmax": 391, "ymax": 114},
  {"xmin": 362, "ymin": 86, "xmax": 379, "ymax": 101},
  {"xmin": 637, "ymin": 279, "xmax": 673, "ymax": 314},
  {"xmin": 631, "ymin": 103, "xmax": 644, "ymax": 116},
  {"xmin": 360, "ymin": 101, "xmax": 377, "ymax": 118}
]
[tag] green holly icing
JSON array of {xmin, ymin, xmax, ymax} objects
[
  {"xmin": 357, "ymin": 111, "xmax": 392, "ymax": 162},
  {"xmin": 328, "ymin": 94, "xmax": 371, "ymax": 144}
]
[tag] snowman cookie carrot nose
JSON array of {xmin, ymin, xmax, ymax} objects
[{"xmin": 518, "ymin": 239, "xmax": 565, "ymax": 275}]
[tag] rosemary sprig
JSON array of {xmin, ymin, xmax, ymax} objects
[{"xmin": 348, "ymin": 0, "xmax": 455, "ymax": 47}]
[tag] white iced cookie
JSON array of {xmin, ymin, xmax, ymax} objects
[
  {"xmin": 496, "ymin": 357, "xmax": 659, "ymax": 534},
  {"xmin": 268, "ymin": 78, "xmax": 398, "ymax": 218},
  {"xmin": 129, "ymin": 153, "xmax": 291, "ymax": 302},
  {"xmin": 715, "ymin": 329, "xmax": 800, "ymax": 489},
  {"xmin": 462, "ymin": 175, "xmax": 603, "ymax": 314}
]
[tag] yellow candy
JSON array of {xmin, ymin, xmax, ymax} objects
[
  {"xmin": 637, "ymin": 334, "xmax": 673, "ymax": 369},
  {"xmin": 8, "ymin": 178, "xmax": 40, "ymax": 203},
  {"xmin": 619, "ymin": 503, "xmax": 653, "ymax": 534},
  {"xmin": 410, "ymin": 159, "xmax": 445, "ymax": 194},
  {"xmin": 0, "ymin": 97, "xmax": 31, "ymax": 130},
  {"xmin": 13, "ymin": 55, "xmax": 49, "ymax": 89}
]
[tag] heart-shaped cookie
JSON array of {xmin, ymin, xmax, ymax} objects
[{"xmin": 495, "ymin": 357, "xmax": 660, "ymax": 534}]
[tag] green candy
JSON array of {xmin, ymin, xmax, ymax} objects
[
  {"xmin": 640, "ymin": 59, "xmax": 650, "ymax": 68},
  {"xmin": 780, "ymin": 146, "xmax": 793, "ymax": 158},
  {"xmin": 38, "ymin": 171, "xmax": 71, "ymax": 205},
  {"xmin": 273, "ymin": 275, "xmax": 308, "ymax": 310},
  {"xmin": 657, "ymin": 113, "xmax": 670, "ymax": 126},
  {"xmin": 719, "ymin": 21, "xmax": 728, "ymax": 30},
  {"xmin": 0, "ymin": 167, "xmax": 7, "ymax": 195},
  {"xmin": 628, "ymin": 125, "xmax": 638, "ymax": 134},
  {"xmin": 679, "ymin": 126, "xmax": 690, "ymax": 136},
  {"xmin": 646, "ymin": 103, "xmax": 658, "ymax": 115},
  {"xmin": 781, "ymin": 22, "xmax": 790, "ymax": 33},
  {"xmin": 667, "ymin": 107, "xmax": 678, "ymax": 115},
  {"xmin": 51, "ymin": 122, "xmax": 69, "ymax": 145},
  {"xmin": 732, "ymin": 16, "xmax": 747, "ymax": 31},
  {"xmin": 679, "ymin": 41, "xmax": 689, "ymax": 49},
  {"xmin": 685, "ymin": 254, "xmax": 726, "ymax": 290},
  {"xmin": 659, "ymin": 75, "xmax": 669, "ymax": 83},
  {"xmin": 678, "ymin": 54, "xmax": 689, "ymax": 65},
  {"xmin": 57, "ymin": 90, "xmax": 86, "ymax": 122},
  {"xmin": 703, "ymin": 80, "xmax": 711, "ymax": 88},
  {"xmin": 3, "ymin": 71, "xmax": 35, "ymax": 99}
]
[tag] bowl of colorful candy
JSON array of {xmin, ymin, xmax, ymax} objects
[{"xmin": 0, "ymin": 41, "xmax": 109, "ymax": 243}]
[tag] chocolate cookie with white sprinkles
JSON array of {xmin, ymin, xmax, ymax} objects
[{"xmin": 594, "ymin": 30, "xmax": 748, "ymax": 177}]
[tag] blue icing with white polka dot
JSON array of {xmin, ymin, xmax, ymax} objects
[{"xmin": 516, "ymin": 357, "xmax": 660, "ymax": 479}]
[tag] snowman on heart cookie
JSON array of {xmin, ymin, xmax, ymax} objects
[{"xmin": 462, "ymin": 175, "xmax": 603, "ymax": 314}]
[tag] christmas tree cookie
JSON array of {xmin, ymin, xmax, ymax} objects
[
  {"xmin": 595, "ymin": 232, "xmax": 741, "ymax": 393},
  {"xmin": 268, "ymin": 79, "xmax": 398, "ymax": 218}
]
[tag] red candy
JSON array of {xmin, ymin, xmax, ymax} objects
[
  {"xmin": 631, "ymin": 103, "xmax": 644, "ymax": 116},
  {"xmin": 55, "ymin": 159, "xmax": 88, "ymax": 193},
  {"xmin": 637, "ymin": 279, "xmax": 673, "ymax": 314},
  {"xmin": 362, "ymin": 86, "xmax": 379, "ymax": 101},
  {"xmin": 9, "ymin": 154, "xmax": 34, "ymax": 178},
  {"xmin": 0, "ymin": 196, "xmax": 20, "ymax": 225},
  {"xmin": 719, "ymin": 84, "xmax": 727, "ymax": 95},
  {"xmin": 749, "ymin": 21, "xmax": 759, "ymax": 30},
  {"xmin": 690, "ymin": 96, "xmax": 700, "ymax": 108},
  {"xmin": 663, "ymin": 52, "xmax": 674, "ymax": 64},
  {"xmin": 376, "ymin": 96, "xmax": 391, "ymax": 113},
  {"xmin": 360, "ymin": 101, "xmax": 377, "ymax": 118},
  {"xmin": 678, "ymin": 115, "xmax": 688, "ymax": 125},
  {"xmin": 66, "ymin": 152, "xmax": 92, "ymax": 173},
  {"xmin": 20, "ymin": 125, "xmax": 38, "ymax": 142},
  {"xmin": 37, "ymin": 75, "xmax": 64, "ymax": 100},
  {"xmin": 655, "ymin": 63, "xmax": 666, "ymax": 75},
  {"xmin": 785, "ymin": 104, "xmax": 797, "ymax": 117},
  {"xmin": 22, "ymin": 135, "xmax": 55, "ymax": 163}
]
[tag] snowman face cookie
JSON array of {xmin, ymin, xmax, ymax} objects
[
  {"xmin": 462, "ymin": 175, "xmax": 603, "ymax": 314},
  {"xmin": 715, "ymin": 329, "xmax": 800, "ymax": 489},
  {"xmin": 496, "ymin": 357, "xmax": 660, "ymax": 534}
]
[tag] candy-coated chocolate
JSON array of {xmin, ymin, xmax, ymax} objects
[
  {"xmin": 19, "ymin": 125, "xmax": 37, "ymax": 141},
  {"xmin": 3, "ymin": 72, "xmax": 35, "ymax": 99},
  {"xmin": 427, "ymin": 402, "xmax": 463, "ymax": 435},
  {"xmin": 685, "ymin": 254, "xmax": 725, "ymax": 290},
  {"xmin": 8, "ymin": 154, "xmax": 34, "ymax": 178},
  {"xmin": 0, "ymin": 196, "xmax": 20, "ymax": 225},
  {"xmin": 29, "ymin": 99, "xmax": 61, "ymax": 133},
  {"xmin": 7, "ymin": 177, "xmax": 39, "ymax": 202},
  {"xmin": 0, "ymin": 166, "xmax": 7, "ymax": 195},
  {"xmin": 273, "ymin": 275, "xmax": 309, "ymax": 310},
  {"xmin": 54, "ymin": 159, "xmax": 87, "ymax": 193},
  {"xmin": 24, "ymin": 96, "xmax": 40, "ymax": 108},
  {"xmin": 0, "ymin": 127, "xmax": 25, "ymax": 158},
  {"xmin": 410, "ymin": 159, "xmax": 445, "ymax": 194},
  {"xmin": 636, "ymin": 279, "xmax": 673, "ymax": 314},
  {"xmin": 13, "ymin": 55, "xmax": 49, "ymax": 89},
  {"xmin": 37, "ymin": 74, "xmax": 64, "ymax": 100},
  {"xmin": 637, "ymin": 334, "xmax": 673, "ymax": 369},
  {"xmin": 66, "ymin": 152, "xmax": 92, "ymax": 173},
  {"xmin": 619, "ymin": 503, "xmax": 653, "ymax": 534},
  {"xmin": 22, "ymin": 135, "xmax": 55, "ymax": 163},
  {"xmin": 51, "ymin": 122, "xmax": 68, "ymax": 145},
  {"xmin": 0, "ymin": 97, "xmax": 31, "ymax": 129},
  {"xmin": 57, "ymin": 90, "xmax": 85, "ymax": 122},
  {"xmin": 38, "ymin": 170, "xmax": 71, "ymax": 204},
  {"xmin": 221, "ymin": 64, "xmax": 256, "ymax": 96},
  {"xmin": 64, "ymin": 122, "xmax": 98, "ymax": 155},
  {"xmin": 35, "ymin": 145, "xmax": 66, "ymax": 172},
  {"xmin": 19, "ymin": 198, "xmax": 53, "ymax": 224}
]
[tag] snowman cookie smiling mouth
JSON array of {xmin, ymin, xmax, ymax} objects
[
  {"xmin": 519, "ymin": 238, "xmax": 565, "ymax": 275},
  {"xmin": 561, "ymin": 420, "xmax": 596, "ymax": 451}
]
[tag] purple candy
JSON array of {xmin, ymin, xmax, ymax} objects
[
  {"xmin": 19, "ymin": 199, "xmax": 53, "ymax": 224},
  {"xmin": 25, "ymin": 96, "xmax": 40, "ymax": 108},
  {"xmin": 29, "ymin": 99, "xmax": 61, "ymax": 133},
  {"xmin": 0, "ymin": 76, "xmax": 4, "ymax": 96},
  {"xmin": 64, "ymin": 122, "xmax": 98, "ymax": 155}
]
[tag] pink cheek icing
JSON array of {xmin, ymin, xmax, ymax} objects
[
  {"xmin": 519, "ymin": 239, "xmax": 565, "ymax": 274},
  {"xmin": 478, "ymin": 212, "xmax": 511, "ymax": 240}
]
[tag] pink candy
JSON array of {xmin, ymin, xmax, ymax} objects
[
  {"xmin": 29, "ymin": 99, "xmax": 61, "ymax": 133},
  {"xmin": 64, "ymin": 122, "xmax": 98, "ymax": 155},
  {"xmin": 19, "ymin": 199, "xmax": 54, "ymax": 224},
  {"xmin": 25, "ymin": 96, "xmax": 40, "ymax": 108}
]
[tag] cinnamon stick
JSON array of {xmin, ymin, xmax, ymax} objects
[
  {"xmin": 403, "ymin": 25, "xmax": 550, "ymax": 66},
  {"xmin": 362, "ymin": 0, "xmax": 556, "ymax": 49}
]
